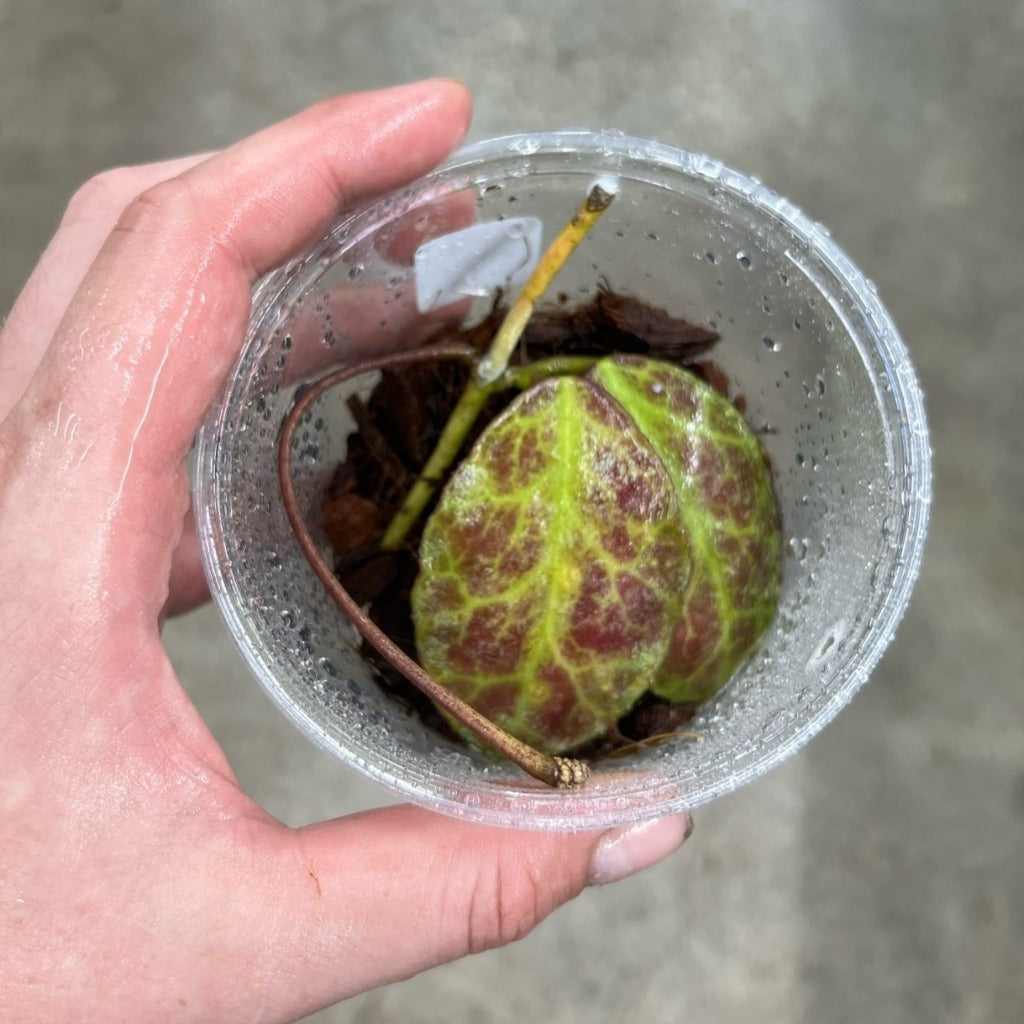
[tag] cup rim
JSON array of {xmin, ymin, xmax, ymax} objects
[{"xmin": 196, "ymin": 131, "xmax": 932, "ymax": 829}]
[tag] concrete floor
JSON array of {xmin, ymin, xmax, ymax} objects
[{"xmin": 2, "ymin": 1, "xmax": 1022, "ymax": 1021}]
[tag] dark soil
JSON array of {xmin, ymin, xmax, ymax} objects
[{"xmin": 320, "ymin": 285, "xmax": 733, "ymax": 757}]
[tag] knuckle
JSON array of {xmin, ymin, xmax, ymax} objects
[
  {"xmin": 111, "ymin": 175, "xmax": 197, "ymax": 239},
  {"xmin": 463, "ymin": 853, "xmax": 549, "ymax": 954},
  {"xmin": 0, "ymin": 424, "xmax": 14, "ymax": 472},
  {"xmin": 62, "ymin": 166, "xmax": 143, "ymax": 227}
]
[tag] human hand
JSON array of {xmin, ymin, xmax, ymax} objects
[{"xmin": 0, "ymin": 81, "xmax": 690, "ymax": 1024}]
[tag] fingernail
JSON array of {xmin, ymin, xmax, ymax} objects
[{"xmin": 587, "ymin": 814, "xmax": 692, "ymax": 886}]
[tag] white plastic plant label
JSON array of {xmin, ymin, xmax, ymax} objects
[{"xmin": 414, "ymin": 217, "xmax": 544, "ymax": 312}]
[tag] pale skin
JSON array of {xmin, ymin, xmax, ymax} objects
[{"xmin": 0, "ymin": 81, "xmax": 690, "ymax": 1023}]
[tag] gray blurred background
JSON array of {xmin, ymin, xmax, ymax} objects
[{"xmin": 2, "ymin": 2, "xmax": 1022, "ymax": 1021}]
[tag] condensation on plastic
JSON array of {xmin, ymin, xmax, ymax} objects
[{"xmin": 194, "ymin": 133, "xmax": 932, "ymax": 831}]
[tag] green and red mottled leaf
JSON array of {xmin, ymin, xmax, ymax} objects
[
  {"xmin": 411, "ymin": 355, "xmax": 782, "ymax": 754},
  {"xmin": 411, "ymin": 373, "xmax": 692, "ymax": 753},
  {"xmin": 590, "ymin": 356, "xmax": 782, "ymax": 703}
]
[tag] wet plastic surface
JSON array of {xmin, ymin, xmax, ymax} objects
[{"xmin": 195, "ymin": 134, "xmax": 930, "ymax": 829}]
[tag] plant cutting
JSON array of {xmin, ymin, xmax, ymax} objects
[{"xmin": 279, "ymin": 182, "xmax": 783, "ymax": 790}]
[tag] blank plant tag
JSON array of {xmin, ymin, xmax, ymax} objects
[{"xmin": 414, "ymin": 217, "xmax": 544, "ymax": 312}]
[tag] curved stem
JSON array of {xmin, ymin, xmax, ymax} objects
[
  {"xmin": 500, "ymin": 355, "xmax": 599, "ymax": 391},
  {"xmin": 278, "ymin": 343, "xmax": 590, "ymax": 790}
]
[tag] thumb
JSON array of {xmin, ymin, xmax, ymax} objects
[{"xmin": 254, "ymin": 805, "xmax": 690, "ymax": 1018}]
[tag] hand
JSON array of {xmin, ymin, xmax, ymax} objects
[{"xmin": 0, "ymin": 81, "xmax": 690, "ymax": 1024}]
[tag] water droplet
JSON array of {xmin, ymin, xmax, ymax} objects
[
  {"xmin": 322, "ymin": 329, "xmax": 336, "ymax": 348},
  {"xmin": 762, "ymin": 336, "xmax": 780, "ymax": 352},
  {"xmin": 789, "ymin": 537, "xmax": 810, "ymax": 561},
  {"xmin": 280, "ymin": 609, "xmax": 295, "ymax": 628},
  {"xmin": 507, "ymin": 159, "xmax": 536, "ymax": 178},
  {"xmin": 737, "ymin": 251, "xmax": 753, "ymax": 269},
  {"xmin": 806, "ymin": 620, "xmax": 848, "ymax": 671},
  {"xmin": 281, "ymin": 334, "xmax": 292, "ymax": 350},
  {"xmin": 348, "ymin": 264, "xmax": 364, "ymax": 281},
  {"xmin": 510, "ymin": 136, "xmax": 540, "ymax": 156},
  {"xmin": 705, "ymin": 250, "xmax": 719, "ymax": 264},
  {"xmin": 815, "ymin": 373, "xmax": 826, "ymax": 397}
]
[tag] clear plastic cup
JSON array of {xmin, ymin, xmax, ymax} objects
[{"xmin": 195, "ymin": 132, "xmax": 932, "ymax": 830}]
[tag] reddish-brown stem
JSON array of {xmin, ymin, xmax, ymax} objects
[{"xmin": 278, "ymin": 342, "xmax": 590, "ymax": 789}]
